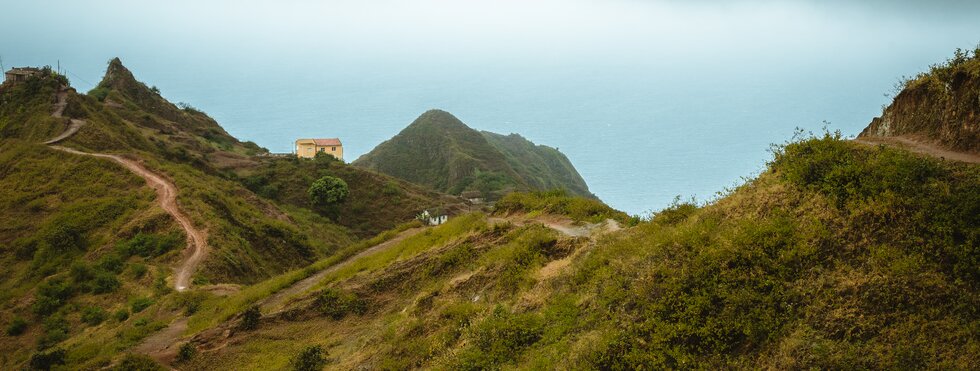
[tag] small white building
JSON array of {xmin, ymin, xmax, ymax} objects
[{"xmin": 417, "ymin": 210, "xmax": 448, "ymax": 226}]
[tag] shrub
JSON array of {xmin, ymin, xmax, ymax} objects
[
  {"xmin": 6, "ymin": 317, "xmax": 28, "ymax": 336},
  {"xmin": 114, "ymin": 309, "xmax": 130, "ymax": 322},
  {"xmin": 32, "ymin": 278, "xmax": 74, "ymax": 316},
  {"xmin": 28, "ymin": 348, "xmax": 66, "ymax": 371},
  {"xmin": 129, "ymin": 263, "xmax": 148, "ymax": 279},
  {"xmin": 89, "ymin": 271, "xmax": 121, "ymax": 294},
  {"xmin": 98, "ymin": 253, "xmax": 125, "ymax": 274},
  {"xmin": 116, "ymin": 232, "xmax": 183, "ymax": 258},
  {"xmin": 38, "ymin": 315, "xmax": 69, "ymax": 349},
  {"xmin": 456, "ymin": 306, "xmax": 544, "ymax": 369},
  {"xmin": 111, "ymin": 353, "xmax": 166, "ymax": 371},
  {"xmin": 239, "ymin": 305, "xmax": 261, "ymax": 331},
  {"xmin": 176, "ymin": 342, "xmax": 196, "ymax": 362},
  {"xmin": 81, "ymin": 307, "xmax": 108, "ymax": 326},
  {"xmin": 315, "ymin": 288, "xmax": 365, "ymax": 320},
  {"xmin": 495, "ymin": 189, "xmax": 631, "ymax": 223},
  {"xmin": 308, "ymin": 176, "xmax": 349, "ymax": 207},
  {"xmin": 291, "ymin": 345, "xmax": 328, "ymax": 371},
  {"xmin": 130, "ymin": 297, "xmax": 154, "ymax": 313},
  {"xmin": 88, "ymin": 87, "xmax": 110, "ymax": 102}
]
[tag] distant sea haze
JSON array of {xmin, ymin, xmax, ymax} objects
[{"xmin": 3, "ymin": 1, "xmax": 978, "ymax": 214}]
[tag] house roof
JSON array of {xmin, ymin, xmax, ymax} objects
[{"xmin": 313, "ymin": 138, "xmax": 342, "ymax": 146}]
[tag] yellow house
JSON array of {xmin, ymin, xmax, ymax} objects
[{"xmin": 295, "ymin": 138, "xmax": 344, "ymax": 160}]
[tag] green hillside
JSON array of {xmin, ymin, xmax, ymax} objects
[
  {"xmin": 0, "ymin": 60, "xmax": 455, "ymax": 369},
  {"xmin": 352, "ymin": 110, "xmax": 593, "ymax": 198},
  {"xmin": 179, "ymin": 133, "xmax": 979, "ymax": 370}
]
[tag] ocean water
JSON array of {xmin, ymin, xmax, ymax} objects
[{"xmin": 3, "ymin": 1, "xmax": 979, "ymax": 215}]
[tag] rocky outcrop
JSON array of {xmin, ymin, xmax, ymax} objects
[{"xmin": 859, "ymin": 49, "xmax": 980, "ymax": 153}]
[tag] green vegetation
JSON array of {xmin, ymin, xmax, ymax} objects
[
  {"xmin": 353, "ymin": 109, "xmax": 592, "ymax": 198},
  {"xmin": 496, "ymin": 189, "xmax": 634, "ymax": 224},
  {"xmin": 116, "ymin": 232, "xmax": 183, "ymax": 258},
  {"xmin": 239, "ymin": 305, "xmax": 261, "ymax": 331},
  {"xmin": 111, "ymin": 353, "xmax": 165, "ymax": 371},
  {"xmin": 291, "ymin": 345, "xmax": 327, "ymax": 371},
  {"xmin": 6, "ymin": 317, "xmax": 27, "ymax": 336},
  {"xmin": 236, "ymin": 151, "xmax": 453, "ymax": 238},
  {"xmin": 81, "ymin": 306, "xmax": 108, "ymax": 326},
  {"xmin": 176, "ymin": 342, "xmax": 197, "ymax": 363},
  {"xmin": 184, "ymin": 134, "xmax": 978, "ymax": 369},
  {"xmin": 314, "ymin": 288, "xmax": 365, "ymax": 319},
  {"xmin": 308, "ymin": 175, "xmax": 349, "ymax": 207}
]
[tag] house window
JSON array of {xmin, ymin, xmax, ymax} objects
[
  {"xmin": 319, "ymin": 148, "xmax": 325, "ymax": 152},
  {"xmin": 332, "ymin": 146, "xmax": 337, "ymax": 152}
]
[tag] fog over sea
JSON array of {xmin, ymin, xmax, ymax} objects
[{"xmin": 4, "ymin": 0, "xmax": 979, "ymax": 215}]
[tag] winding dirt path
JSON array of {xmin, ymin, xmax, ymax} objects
[
  {"xmin": 260, "ymin": 227, "xmax": 426, "ymax": 313},
  {"xmin": 854, "ymin": 136, "xmax": 980, "ymax": 164},
  {"xmin": 44, "ymin": 87, "xmax": 207, "ymax": 291}
]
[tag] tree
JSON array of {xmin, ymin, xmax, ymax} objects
[{"xmin": 308, "ymin": 176, "xmax": 349, "ymax": 207}]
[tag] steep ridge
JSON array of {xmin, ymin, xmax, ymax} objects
[
  {"xmin": 43, "ymin": 87, "xmax": 207, "ymax": 291},
  {"xmin": 353, "ymin": 109, "xmax": 592, "ymax": 198}
]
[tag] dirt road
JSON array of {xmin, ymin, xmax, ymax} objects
[
  {"xmin": 45, "ymin": 87, "xmax": 207, "ymax": 291},
  {"xmin": 260, "ymin": 227, "xmax": 426, "ymax": 313},
  {"xmin": 854, "ymin": 136, "xmax": 980, "ymax": 164}
]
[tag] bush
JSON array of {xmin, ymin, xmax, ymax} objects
[
  {"xmin": 38, "ymin": 315, "xmax": 69, "ymax": 349},
  {"xmin": 495, "ymin": 189, "xmax": 631, "ymax": 224},
  {"xmin": 130, "ymin": 297, "xmax": 154, "ymax": 313},
  {"xmin": 89, "ymin": 271, "xmax": 121, "ymax": 294},
  {"xmin": 28, "ymin": 348, "xmax": 66, "ymax": 371},
  {"xmin": 116, "ymin": 232, "xmax": 183, "ymax": 258},
  {"xmin": 32, "ymin": 278, "xmax": 74, "ymax": 316},
  {"xmin": 308, "ymin": 176, "xmax": 349, "ymax": 207},
  {"xmin": 456, "ymin": 306, "xmax": 544, "ymax": 369},
  {"xmin": 239, "ymin": 305, "xmax": 261, "ymax": 331},
  {"xmin": 291, "ymin": 345, "xmax": 328, "ymax": 371},
  {"xmin": 88, "ymin": 87, "xmax": 110, "ymax": 102},
  {"xmin": 81, "ymin": 306, "xmax": 108, "ymax": 326},
  {"xmin": 176, "ymin": 342, "xmax": 197, "ymax": 363},
  {"xmin": 314, "ymin": 288, "xmax": 365, "ymax": 320},
  {"xmin": 114, "ymin": 309, "xmax": 130, "ymax": 322},
  {"xmin": 129, "ymin": 263, "xmax": 148, "ymax": 279},
  {"xmin": 111, "ymin": 353, "xmax": 166, "ymax": 371},
  {"xmin": 6, "ymin": 317, "xmax": 28, "ymax": 336},
  {"xmin": 98, "ymin": 253, "xmax": 125, "ymax": 274}
]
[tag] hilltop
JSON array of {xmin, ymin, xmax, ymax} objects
[{"xmin": 353, "ymin": 110, "xmax": 593, "ymax": 198}]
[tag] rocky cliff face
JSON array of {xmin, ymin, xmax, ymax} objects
[{"xmin": 859, "ymin": 48, "xmax": 980, "ymax": 153}]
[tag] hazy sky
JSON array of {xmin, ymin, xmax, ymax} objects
[{"xmin": 3, "ymin": 1, "xmax": 978, "ymax": 214}]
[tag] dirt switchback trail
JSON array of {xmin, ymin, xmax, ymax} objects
[
  {"xmin": 260, "ymin": 227, "xmax": 426, "ymax": 313},
  {"xmin": 44, "ymin": 87, "xmax": 207, "ymax": 291},
  {"xmin": 854, "ymin": 136, "xmax": 980, "ymax": 164}
]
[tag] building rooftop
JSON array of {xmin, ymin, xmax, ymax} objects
[{"xmin": 312, "ymin": 138, "xmax": 342, "ymax": 146}]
